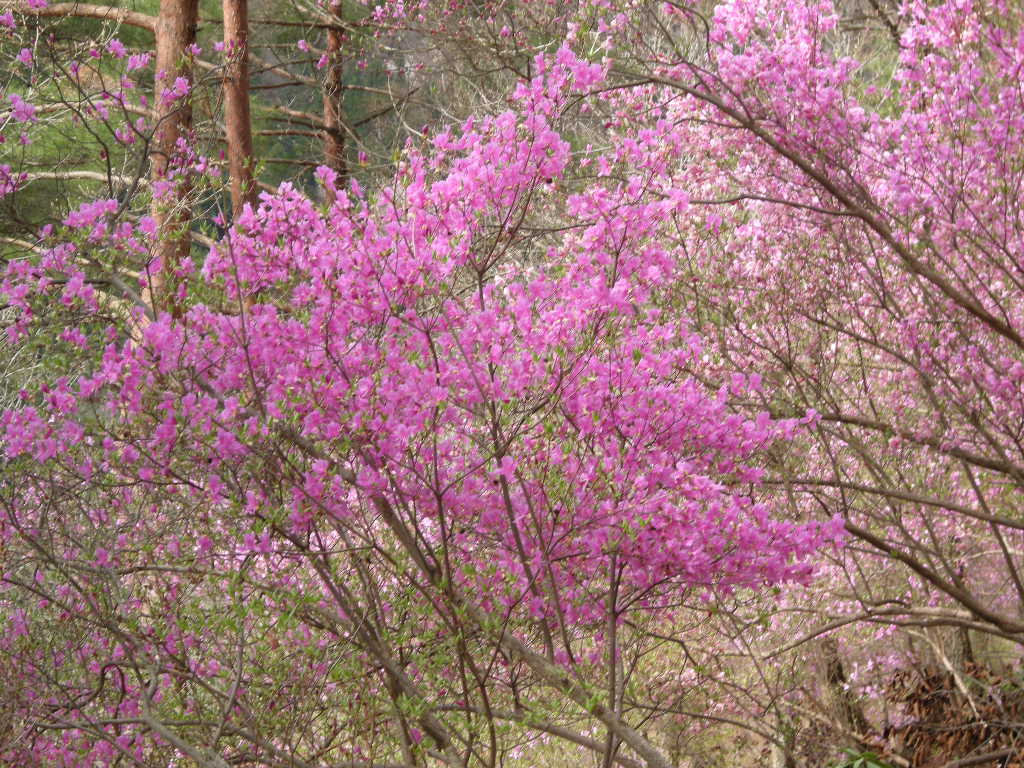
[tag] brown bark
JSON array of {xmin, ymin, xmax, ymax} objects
[
  {"xmin": 820, "ymin": 637, "xmax": 871, "ymax": 741},
  {"xmin": 11, "ymin": 2, "xmax": 156, "ymax": 31},
  {"xmin": 323, "ymin": 14, "xmax": 348, "ymax": 194},
  {"xmin": 222, "ymin": 0, "xmax": 257, "ymax": 218},
  {"xmin": 149, "ymin": 0, "xmax": 199, "ymax": 317}
]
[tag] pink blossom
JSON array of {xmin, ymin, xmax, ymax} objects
[
  {"xmin": 126, "ymin": 51, "xmax": 151, "ymax": 71},
  {"xmin": 8, "ymin": 93, "xmax": 36, "ymax": 123},
  {"xmin": 107, "ymin": 38, "xmax": 127, "ymax": 58}
]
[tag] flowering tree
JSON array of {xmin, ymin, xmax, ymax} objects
[
  {"xmin": 600, "ymin": 0, "xmax": 1024, "ymax": 761},
  {"xmin": 0, "ymin": 30, "xmax": 841, "ymax": 766},
  {"xmin": 4, "ymin": 0, "xmax": 1024, "ymax": 766}
]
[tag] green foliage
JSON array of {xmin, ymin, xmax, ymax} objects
[{"xmin": 833, "ymin": 748, "xmax": 895, "ymax": 768}]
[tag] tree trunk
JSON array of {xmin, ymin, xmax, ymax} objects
[
  {"xmin": 821, "ymin": 637, "xmax": 871, "ymax": 741},
  {"xmin": 149, "ymin": 0, "xmax": 199, "ymax": 317},
  {"xmin": 16, "ymin": 3, "xmax": 155, "ymax": 31},
  {"xmin": 323, "ymin": 14, "xmax": 348, "ymax": 195},
  {"xmin": 222, "ymin": 0, "xmax": 257, "ymax": 218}
]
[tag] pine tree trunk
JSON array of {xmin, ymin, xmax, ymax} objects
[
  {"xmin": 821, "ymin": 637, "xmax": 871, "ymax": 742},
  {"xmin": 222, "ymin": 0, "xmax": 257, "ymax": 218},
  {"xmin": 149, "ymin": 0, "xmax": 198, "ymax": 317},
  {"xmin": 323, "ymin": 14, "xmax": 348, "ymax": 194}
]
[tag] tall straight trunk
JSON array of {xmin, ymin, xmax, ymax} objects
[
  {"xmin": 323, "ymin": 14, "xmax": 347, "ymax": 193},
  {"xmin": 821, "ymin": 637, "xmax": 870, "ymax": 741},
  {"xmin": 222, "ymin": 0, "xmax": 257, "ymax": 218},
  {"xmin": 149, "ymin": 0, "xmax": 198, "ymax": 317}
]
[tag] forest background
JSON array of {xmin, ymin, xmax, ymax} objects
[{"xmin": 1, "ymin": 0, "xmax": 1023, "ymax": 767}]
